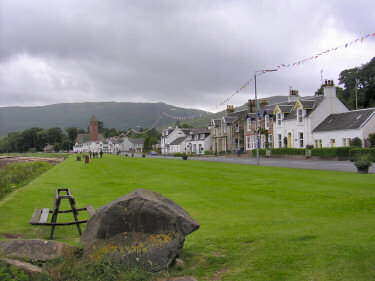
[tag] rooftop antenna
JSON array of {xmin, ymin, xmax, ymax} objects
[{"xmin": 320, "ymin": 69, "xmax": 324, "ymax": 85}]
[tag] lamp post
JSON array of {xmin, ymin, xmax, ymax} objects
[{"xmin": 254, "ymin": 69, "xmax": 277, "ymax": 166}]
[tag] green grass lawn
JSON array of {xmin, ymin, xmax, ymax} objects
[{"xmin": 1, "ymin": 155, "xmax": 375, "ymax": 280}]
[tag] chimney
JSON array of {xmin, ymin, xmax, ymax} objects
[
  {"xmin": 288, "ymin": 89, "xmax": 299, "ymax": 103},
  {"xmin": 247, "ymin": 99, "xmax": 256, "ymax": 113},
  {"xmin": 226, "ymin": 105, "xmax": 235, "ymax": 115},
  {"xmin": 259, "ymin": 98, "xmax": 268, "ymax": 114},
  {"xmin": 323, "ymin": 79, "xmax": 336, "ymax": 98}
]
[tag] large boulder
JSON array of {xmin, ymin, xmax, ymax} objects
[
  {"xmin": 0, "ymin": 239, "xmax": 76, "ymax": 262},
  {"xmin": 81, "ymin": 189, "xmax": 200, "ymax": 271}
]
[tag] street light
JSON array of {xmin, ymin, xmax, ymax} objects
[{"xmin": 254, "ymin": 69, "xmax": 277, "ymax": 166}]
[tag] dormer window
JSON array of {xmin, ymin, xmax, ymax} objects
[
  {"xmin": 200, "ymin": 134, "xmax": 205, "ymax": 140},
  {"xmin": 276, "ymin": 112, "xmax": 282, "ymax": 126},
  {"xmin": 265, "ymin": 115, "xmax": 270, "ymax": 129},
  {"xmin": 297, "ymin": 108, "xmax": 303, "ymax": 123}
]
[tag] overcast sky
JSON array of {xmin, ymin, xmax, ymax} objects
[{"xmin": 0, "ymin": 0, "xmax": 374, "ymax": 112}]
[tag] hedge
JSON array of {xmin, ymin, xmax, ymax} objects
[
  {"xmin": 349, "ymin": 148, "xmax": 375, "ymax": 162},
  {"xmin": 249, "ymin": 146, "xmax": 368, "ymax": 159}
]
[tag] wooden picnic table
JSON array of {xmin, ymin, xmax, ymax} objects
[{"xmin": 30, "ymin": 188, "xmax": 95, "ymax": 239}]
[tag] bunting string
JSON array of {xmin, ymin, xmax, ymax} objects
[{"xmin": 110, "ymin": 32, "xmax": 375, "ymax": 129}]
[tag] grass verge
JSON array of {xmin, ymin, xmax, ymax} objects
[{"xmin": 0, "ymin": 155, "xmax": 374, "ymax": 280}]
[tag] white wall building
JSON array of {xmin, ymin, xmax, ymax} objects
[
  {"xmin": 273, "ymin": 82, "xmax": 348, "ymax": 148},
  {"xmin": 161, "ymin": 127, "xmax": 191, "ymax": 154},
  {"xmin": 185, "ymin": 128, "xmax": 211, "ymax": 154},
  {"xmin": 313, "ymin": 108, "xmax": 375, "ymax": 148}
]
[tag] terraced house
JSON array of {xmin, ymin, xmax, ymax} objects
[
  {"xmin": 210, "ymin": 105, "xmax": 247, "ymax": 153},
  {"xmin": 273, "ymin": 81, "xmax": 348, "ymax": 148}
]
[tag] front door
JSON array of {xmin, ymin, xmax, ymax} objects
[{"xmin": 288, "ymin": 133, "xmax": 292, "ymax": 148}]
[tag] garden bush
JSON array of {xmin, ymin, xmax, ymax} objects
[
  {"xmin": 0, "ymin": 161, "xmax": 51, "ymax": 199},
  {"xmin": 349, "ymin": 148, "xmax": 375, "ymax": 162}
]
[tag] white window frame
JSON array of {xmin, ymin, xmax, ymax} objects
[
  {"xmin": 200, "ymin": 134, "xmax": 205, "ymax": 140},
  {"xmin": 247, "ymin": 118, "xmax": 251, "ymax": 132},
  {"xmin": 261, "ymin": 135, "xmax": 266, "ymax": 149},
  {"xmin": 268, "ymin": 134, "xmax": 273, "ymax": 148},
  {"xmin": 246, "ymin": 136, "xmax": 250, "ymax": 150},
  {"xmin": 299, "ymin": 132, "xmax": 304, "ymax": 148},
  {"xmin": 235, "ymin": 123, "xmax": 240, "ymax": 133},
  {"xmin": 297, "ymin": 108, "xmax": 303, "ymax": 124},
  {"xmin": 276, "ymin": 112, "xmax": 282, "ymax": 126},
  {"xmin": 278, "ymin": 134, "xmax": 282, "ymax": 148},
  {"xmin": 194, "ymin": 134, "xmax": 199, "ymax": 140},
  {"xmin": 265, "ymin": 115, "xmax": 270, "ymax": 129}
]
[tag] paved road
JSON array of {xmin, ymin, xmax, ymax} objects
[{"xmin": 140, "ymin": 154, "xmax": 374, "ymax": 173}]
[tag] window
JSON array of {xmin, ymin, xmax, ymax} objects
[
  {"xmin": 246, "ymin": 136, "xmax": 250, "ymax": 150},
  {"xmin": 269, "ymin": 134, "xmax": 273, "ymax": 148},
  {"xmin": 299, "ymin": 132, "xmax": 304, "ymax": 148},
  {"xmin": 194, "ymin": 134, "xmax": 199, "ymax": 140},
  {"xmin": 189, "ymin": 135, "xmax": 192, "ymax": 140},
  {"xmin": 319, "ymin": 139, "xmax": 322, "ymax": 148},
  {"xmin": 343, "ymin": 137, "xmax": 351, "ymax": 146},
  {"xmin": 235, "ymin": 124, "xmax": 240, "ymax": 133},
  {"xmin": 265, "ymin": 115, "xmax": 270, "ymax": 129},
  {"xmin": 276, "ymin": 112, "xmax": 282, "ymax": 126},
  {"xmin": 330, "ymin": 139, "xmax": 336, "ymax": 148},
  {"xmin": 342, "ymin": 138, "xmax": 346, "ymax": 147},
  {"xmin": 250, "ymin": 136, "xmax": 257, "ymax": 150},
  {"xmin": 247, "ymin": 118, "xmax": 251, "ymax": 131},
  {"xmin": 297, "ymin": 108, "xmax": 303, "ymax": 123},
  {"xmin": 278, "ymin": 134, "xmax": 282, "ymax": 148},
  {"xmin": 315, "ymin": 140, "xmax": 318, "ymax": 148},
  {"xmin": 261, "ymin": 135, "xmax": 266, "ymax": 149},
  {"xmin": 200, "ymin": 134, "xmax": 205, "ymax": 140}
]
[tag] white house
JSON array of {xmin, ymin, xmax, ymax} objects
[
  {"xmin": 273, "ymin": 81, "xmax": 348, "ymax": 148},
  {"xmin": 185, "ymin": 128, "xmax": 211, "ymax": 154},
  {"xmin": 169, "ymin": 136, "xmax": 188, "ymax": 154},
  {"xmin": 313, "ymin": 108, "xmax": 375, "ymax": 148},
  {"xmin": 120, "ymin": 137, "xmax": 144, "ymax": 153},
  {"xmin": 161, "ymin": 127, "xmax": 191, "ymax": 154}
]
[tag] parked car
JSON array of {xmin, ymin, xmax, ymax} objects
[{"xmin": 150, "ymin": 151, "xmax": 158, "ymax": 155}]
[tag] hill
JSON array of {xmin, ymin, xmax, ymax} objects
[{"xmin": 0, "ymin": 102, "xmax": 208, "ymax": 135}]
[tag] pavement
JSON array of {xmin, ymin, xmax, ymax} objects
[{"xmin": 141, "ymin": 154, "xmax": 374, "ymax": 173}]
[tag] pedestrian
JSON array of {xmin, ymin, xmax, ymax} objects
[
  {"xmin": 89, "ymin": 151, "xmax": 92, "ymax": 159},
  {"xmin": 100, "ymin": 150, "xmax": 103, "ymax": 158}
]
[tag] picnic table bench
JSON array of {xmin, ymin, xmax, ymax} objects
[{"xmin": 30, "ymin": 188, "xmax": 95, "ymax": 239}]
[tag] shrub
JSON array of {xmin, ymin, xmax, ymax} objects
[
  {"xmin": 0, "ymin": 161, "xmax": 51, "ymax": 199},
  {"xmin": 368, "ymin": 133, "xmax": 375, "ymax": 148},
  {"xmin": 349, "ymin": 148, "xmax": 375, "ymax": 162},
  {"xmin": 204, "ymin": 150, "xmax": 213, "ymax": 155},
  {"xmin": 306, "ymin": 144, "xmax": 314, "ymax": 150},
  {"xmin": 0, "ymin": 261, "xmax": 29, "ymax": 281},
  {"xmin": 350, "ymin": 137, "xmax": 363, "ymax": 147},
  {"xmin": 173, "ymin": 153, "xmax": 183, "ymax": 157},
  {"xmin": 354, "ymin": 155, "xmax": 372, "ymax": 169}
]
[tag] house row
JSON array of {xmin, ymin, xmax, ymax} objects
[
  {"xmin": 209, "ymin": 80, "xmax": 375, "ymax": 153},
  {"xmin": 73, "ymin": 137, "xmax": 144, "ymax": 154},
  {"xmin": 161, "ymin": 127, "xmax": 211, "ymax": 154}
]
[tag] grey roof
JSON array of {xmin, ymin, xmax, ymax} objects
[
  {"xmin": 191, "ymin": 128, "xmax": 210, "ymax": 134},
  {"xmin": 313, "ymin": 108, "xmax": 375, "ymax": 132},
  {"xmin": 212, "ymin": 119, "xmax": 221, "ymax": 126},
  {"xmin": 129, "ymin": 138, "xmax": 145, "ymax": 145},
  {"xmin": 181, "ymin": 129, "xmax": 192, "ymax": 135},
  {"xmin": 170, "ymin": 136, "xmax": 187, "ymax": 145},
  {"xmin": 223, "ymin": 116, "xmax": 237, "ymax": 124},
  {"xmin": 228, "ymin": 109, "xmax": 247, "ymax": 119}
]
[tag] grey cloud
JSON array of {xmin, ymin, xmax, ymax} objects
[{"xmin": 0, "ymin": 0, "xmax": 374, "ymax": 109}]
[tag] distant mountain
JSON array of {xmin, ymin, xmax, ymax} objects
[
  {"xmin": 176, "ymin": 96, "xmax": 289, "ymax": 128},
  {"xmin": 0, "ymin": 102, "xmax": 208, "ymax": 136}
]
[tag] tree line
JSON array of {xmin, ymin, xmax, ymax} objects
[
  {"xmin": 0, "ymin": 122, "xmax": 162, "ymax": 153},
  {"xmin": 315, "ymin": 56, "xmax": 375, "ymax": 109}
]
